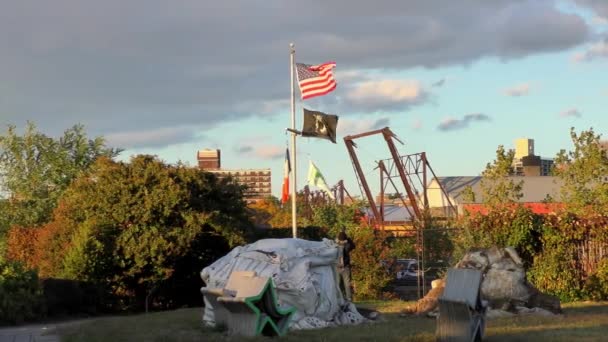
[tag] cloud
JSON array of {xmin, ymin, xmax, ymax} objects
[
  {"xmin": 343, "ymin": 79, "xmax": 428, "ymax": 111},
  {"xmin": 437, "ymin": 113, "xmax": 491, "ymax": 131},
  {"xmin": 559, "ymin": 108, "xmax": 582, "ymax": 118},
  {"xmin": 504, "ymin": 83, "xmax": 531, "ymax": 97},
  {"xmin": 252, "ymin": 145, "xmax": 284, "ymax": 160},
  {"xmin": 339, "ymin": 117, "xmax": 391, "ymax": 136},
  {"xmin": 0, "ymin": 0, "xmax": 592, "ymax": 146},
  {"xmin": 231, "ymin": 143, "xmax": 284, "ymax": 160},
  {"xmin": 235, "ymin": 145, "xmax": 253, "ymax": 154},
  {"xmin": 431, "ymin": 78, "xmax": 446, "ymax": 87},
  {"xmin": 574, "ymin": 0, "xmax": 608, "ymax": 21},
  {"xmin": 105, "ymin": 126, "xmax": 201, "ymax": 149},
  {"xmin": 572, "ymin": 38, "xmax": 608, "ymax": 62}
]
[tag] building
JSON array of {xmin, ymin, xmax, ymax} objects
[
  {"xmin": 512, "ymin": 138, "xmax": 554, "ymax": 176},
  {"xmin": 197, "ymin": 149, "xmax": 221, "ymax": 170},
  {"xmin": 197, "ymin": 149, "xmax": 271, "ymax": 203},
  {"xmin": 426, "ymin": 176, "xmax": 563, "ymax": 215}
]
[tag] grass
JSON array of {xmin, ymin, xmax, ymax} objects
[{"xmin": 56, "ymin": 301, "xmax": 608, "ymax": 342}]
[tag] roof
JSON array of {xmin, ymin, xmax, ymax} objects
[
  {"xmin": 361, "ymin": 205, "xmax": 414, "ymax": 222},
  {"xmin": 431, "ymin": 176, "xmax": 563, "ymax": 204}
]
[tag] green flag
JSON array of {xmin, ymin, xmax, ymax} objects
[{"xmin": 307, "ymin": 160, "xmax": 335, "ymax": 199}]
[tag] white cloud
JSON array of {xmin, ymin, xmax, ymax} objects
[
  {"xmin": 105, "ymin": 126, "xmax": 200, "ymax": 149},
  {"xmin": 437, "ymin": 113, "xmax": 491, "ymax": 131},
  {"xmin": 574, "ymin": 1, "xmax": 608, "ymax": 22},
  {"xmin": 254, "ymin": 145, "xmax": 284, "ymax": 160},
  {"xmin": 344, "ymin": 79, "xmax": 428, "ymax": 111},
  {"xmin": 0, "ymin": 0, "xmax": 593, "ymax": 145},
  {"xmin": 234, "ymin": 143, "xmax": 285, "ymax": 160},
  {"xmin": 339, "ymin": 117, "xmax": 391, "ymax": 136},
  {"xmin": 572, "ymin": 39, "xmax": 608, "ymax": 62},
  {"xmin": 559, "ymin": 108, "xmax": 582, "ymax": 118},
  {"xmin": 504, "ymin": 83, "xmax": 531, "ymax": 97}
]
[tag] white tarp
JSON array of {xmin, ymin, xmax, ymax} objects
[{"xmin": 201, "ymin": 238, "xmax": 366, "ymax": 329}]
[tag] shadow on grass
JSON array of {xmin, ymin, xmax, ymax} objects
[
  {"xmin": 561, "ymin": 301, "xmax": 608, "ymax": 315},
  {"xmin": 486, "ymin": 323, "xmax": 608, "ymax": 342}
]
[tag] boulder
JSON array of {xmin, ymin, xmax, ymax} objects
[{"xmin": 405, "ymin": 247, "xmax": 561, "ymax": 316}]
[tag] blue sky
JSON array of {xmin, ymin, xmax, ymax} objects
[{"xmin": 1, "ymin": 0, "xmax": 607, "ymax": 199}]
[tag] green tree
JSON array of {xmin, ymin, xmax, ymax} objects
[
  {"xmin": 22, "ymin": 155, "xmax": 250, "ymax": 309},
  {"xmin": 479, "ymin": 145, "xmax": 522, "ymax": 207},
  {"xmin": 553, "ymin": 127, "xmax": 608, "ymax": 214},
  {"xmin": 309, "ymin": 202, "xmax": 364, "ymax": 237},
  {"xmin": 460, "ymin": 185, "xmax": 476, "ymax": 203},
  {"xmin": 0, "ymin": 122, "xmax": 120, "ymax": 229}
]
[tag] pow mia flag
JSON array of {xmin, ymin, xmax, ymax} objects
[{"xmin": 301, "ymin": 108, "xmax": 339, "ymax": 144}]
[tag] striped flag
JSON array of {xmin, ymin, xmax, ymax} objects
[
  {"xmin": 296, "ymin": 62, "xmax": 337, "ymax": 100},
  {"xmin": 281, "ymin": 148, "xmax": 291, "ymax": 204}
]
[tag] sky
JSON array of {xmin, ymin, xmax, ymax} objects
[{"xmin": 1, "ymin": 0, "xmax": 607, "ymax": 199}]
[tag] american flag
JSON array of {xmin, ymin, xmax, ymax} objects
[{"xmin": 296, "ymin": 62, "xmax": 337, "ymax": 100}]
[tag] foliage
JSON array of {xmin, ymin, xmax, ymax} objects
[
  {"xmin": 479, "ymin": 145, "xmax": 523, "ymax": 207},
  {"xmin": 348, "ymin": 226, "xmax": 394, "ymax": 300},
  {"xmin": 0, "ymin": 122, "xmax": 120, "ymax": 230},
  {"xmin": 42, "ymin": 278, "xmax": 105, "ymax": 317},
  {"xmin": 252, "ymin": 226, "xmax": 328, "ymax": 241},
  {"xmin": 308, "ymin": 202, "xmax": 365, "ymax": 238},
  {"xmin": 453, "ymin": 206, "xmax": 542, "ymax": 267},
  {"xmin": 553, "ymin": 127, "xmax": 608, "ymax": 215},
  {"xmin": 460, "ymin": 185, "xmax": 476, "ymax": 203},
  {"xmin": 7, "ymin": 155, "xmax": 250, "ymax": 310},
  {"xmin": 527, "ymin": 216, "xmax": 585, "ymax": 301},
  {"xmin": 583, "ymin": 258, "xmax": 608, "ymax": 301},
  {"xmin": 0, "ymin": 261, "xmax": 43, "ymax": 324}
]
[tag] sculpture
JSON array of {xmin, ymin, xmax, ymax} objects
[
  {"xmin": 201, "ymin": 238, "xmax": 367, "ymax": 330},
  {"xmin": 405, "ymin": 246, "xmax": 561, "ymax": 317}
]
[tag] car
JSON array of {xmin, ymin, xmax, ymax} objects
[{"xmin": 395, "ymin": 258, "xmax": 422, "ymax": 281}]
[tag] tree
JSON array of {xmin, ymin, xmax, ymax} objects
[
  {"xmin": 479, "ymin": 145, "xmax": 523, "ymax": 207},
  {"xmin": 553, "ymin": 127, "xmax": 608, "ymax": 215},
  {"xmin": 8, "ymin": 155, "xmax": 251, "ymax": 309},
  {"xmin": 0, "ymin": 122, "xmax": 120, "ymax": 230}
]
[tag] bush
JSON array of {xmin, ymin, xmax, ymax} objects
[
  {"xmin": 349, "ymin": 226, "xmax": 394, "ymax": 300},
  {"xmin": 583, "ymin": 258, "xmax": 608, "ymax": 300},
  {"xmin": 0, "ymin": 261, "xmax": 43, "ymax": 325},
  {"xmin": 42, "ymin": 278, "xmax": 107, "ymax": 317},
  {"xmin": 453, "ymin": 206, "xmax": 542, "ymax": 267}
]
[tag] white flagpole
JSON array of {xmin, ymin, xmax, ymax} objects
[{"xmin": 289, "ymin": 43, "xmax": 298, "ymax": 238}]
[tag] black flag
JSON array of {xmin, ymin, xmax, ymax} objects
[{"xmin": 301, "ymin": 108, "xmax": 339, "ymax": 143}]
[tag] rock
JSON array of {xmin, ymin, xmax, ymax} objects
[{"xmin": 403, "ymin": 246, "xmax": 562, "ymax": 318}]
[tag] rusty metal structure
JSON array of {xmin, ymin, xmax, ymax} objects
[
  {"xmin": 299, "ymin": 180, "xmax": 355, "ymax": 219},
  {"xmin": 344, "ymin": 127, "xmax": 456, "ymax": 228},
  {"xmin": 344, "ymin": 126, "xmax": 456, "ymax": 297}
]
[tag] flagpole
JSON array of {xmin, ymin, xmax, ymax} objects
[{"xmin": 290, "ymin": 42, "xmax": 298, "ymax": 239}]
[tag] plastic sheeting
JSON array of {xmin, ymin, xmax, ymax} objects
[{"xmin": 201, "ymin": 238, "xmax": 367, "ymax": 329}]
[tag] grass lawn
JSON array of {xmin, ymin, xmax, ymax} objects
[{"xmin": 57, "ymin": 301, "xmax": 608, "ymax": 341}]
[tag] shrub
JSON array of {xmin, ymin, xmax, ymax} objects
[
  {"xmin": 0, "ymin": 261, "xmax": 43, "ymax": 325},
  {"xmin": 583, "ymin": 258, "xmax": 608, "ymax": 300},
  {"xmin": 453, "ymin": 206, "xmax": 542, "ymax": 267},
  {"xmin": 42, "ymin": 278, "xmax": 107, "ymax": 317},
  {"xmin": 349, "ymin": 226, "xmax": 394, "ymax": 300}
]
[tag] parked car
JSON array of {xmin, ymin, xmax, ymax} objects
[{"xmin": 395, "ymin": 258, "xmax": 422, "ymax": 283}]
